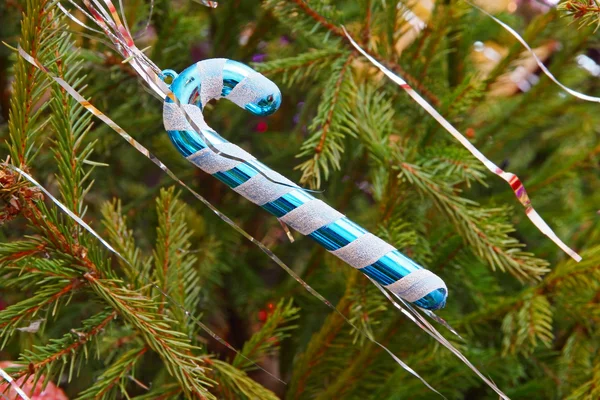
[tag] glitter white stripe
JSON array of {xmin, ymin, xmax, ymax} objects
[
  {"xmin": 385, "ymin": 269, "xmax": 447, "ymax": 302},
  {"xmin": 225, "ymin": 71, "xmax": 264, "ymax": 108},
  {"xmin": 197, "ymin": 59, "xmax": 226, "ymax": 107},
  {"xmin": 331, "ymin": 233, "xmax": 395, "ymax": 269},
  {"xmin": 279, "ymin": 200, "xmax": 344, "ymax": 235},
  {"xmin": 163, "ymin": 102, "xmax": 210, "ymax": 131},
  {"xmin": 233, "ymin": 171, "xmax": 297, "ymax": 205},
  {"xmin": 187, "ymin": 142, "xmax": 254, "ymax": 174}
]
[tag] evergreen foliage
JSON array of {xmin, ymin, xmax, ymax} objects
[{"xmin": 0, "ymin": 0, "xmax": 599, "ymax": 399}]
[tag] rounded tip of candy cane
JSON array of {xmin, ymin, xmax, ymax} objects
[
  {"xmin": 385, "ymin": 269, "xmax": 448, "ymax": 310},
  {"xmin": 414, "ymin": 288, "xmax": 447, "ymax": 311}
]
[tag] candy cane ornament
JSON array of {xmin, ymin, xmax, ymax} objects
[{"xmin": 161, "ymin": 60, "xmax": 448, "ymax": 310}]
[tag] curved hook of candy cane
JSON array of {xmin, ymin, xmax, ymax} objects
[
  {"xmin": 63, "ymin": 0, "xmax": 322, "ymax": 196},
  {"xmin": 466, "ymin": 1, "xmax": 600, "ymax": 103},
  {"xmin": 159, "ymin": 64, "xmax": 325, "ymax": 194},
  {"xmin": 342, "ymin": 26, "xmax": 582, "ymax": 262}
]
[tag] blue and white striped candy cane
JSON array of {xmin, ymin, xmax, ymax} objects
[{"xmin": 161, "ymin": 59, "xmax": 448, "ymax": 310}]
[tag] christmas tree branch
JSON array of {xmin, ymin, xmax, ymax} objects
[
  {"xmin": 296, "ymin": 54, "xmax": 356, "ymax": 188},
  {"xmin": 253, "ymin": 50, "xmax": 344, "ymax": 87},
  {"xmin": 49, "ymin": 32, "xmax": 95, "ymax": 218},
  {"xmin": 85, "ymin": 274, "xmax": 215, "ymax": 399},
  {"xmin": 2, "ymin": 173, "xmax": 213, "ymax": 398},
  {"xmin": 153, "ymin": 187, "xmax": 200, "ymax": 324},
  {"xmin": 100, "ymin": 199, "xmax": 149, "ymax": 282},
  {"xmin": 281, "ymin": 0, "xmax": 441, "ymax": 105},
  {"xmin": 232, "ymin": 298, "xmax": 299, "ymax": 371},
  {"xmin": 0, "ymin": 280, "xmax": 79, "ymax": 339},
  {"xmin": 397, "ymin": 160, "xmax": 549, "ymax": 281},
  {"xmin": 7, "ymin": 0, "xmax": 51, "ymax": 167},
  {"xmin": 13, "ymin": 310, "xmax": 117, "ymax": 383},
  {"xmin": 77, "ymin": 345, "xmax": 148, "ymax": 399},
  {"xmin": 559, "ymin": 0, "xmax": 600, "ymax": 31}
]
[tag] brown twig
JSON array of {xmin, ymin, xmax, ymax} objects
[
  {"xmin": 289, "ymin": 0, "xmax": 345, "ymax": 36},
  {"xmin": 563, "ymin": 1, "xmax": 600, "ymax": 19},
  {"xmin": 361, "ymin": 0, "xmax": 372, "ymax": 46}
]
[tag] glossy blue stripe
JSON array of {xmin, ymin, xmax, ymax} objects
[
  {"xmin": 360, "ymin": 264, "xmax": 395, "ymax": 285},
  {"xmin": 309, "ymin": 218, "xmax": 366, "ymax": 251},
  {"xmin": 359, "ymin": 251, "xmax": 419, "ymax": 286},
  {"xmin": 222, "ymin": 60, "xmax": 251, "ymax": 96},
  {"xmin": 378, "ymin": 250, "xmax": 422, "ymax": 276},
  {"xmin": 261, "ymin": 195, "xmax": 299, "ymax": 217},
  {"xmin": 213, "ymin": 163, "xmax": 257, "ymax": 188},
  {"xmin": 414, "ymin": 288, "xmax": 447, "ymax": 310},
  {"xmin": 167, "ymin": 129, "xmax": 206, "ymax": 157},
  {"xmin": 261, "ymin": 189, "xmax": 313, "ymax": 218}
]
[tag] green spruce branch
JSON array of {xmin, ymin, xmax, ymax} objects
[
  {"xmin": 559, "ymin": 0, "xmax": 600, "ymax": 31},
  {"xmin": 76, "ymin": 345, "xmax": 148, "ymax": 399},
  {"xmin": 295, "ymin": 54, "xmax": 356, "ymax": 188},
  {"xmin": 253, "ymin": 50, "xmax": 344, "ymax": 88},
  {"xmin": 14, "ymin": 310, "xmax": 117, "ymax": 387},
  {"xmin": 396, "ymin": 160, "xmax": 549, "ymax": 280},
  {"xmin": 233, "ymin": 298, "xmax": 299, "ymax": 371},
  {"xmin": 7, "ymin": 0, "xmax": 52, "ymax": 167}
]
